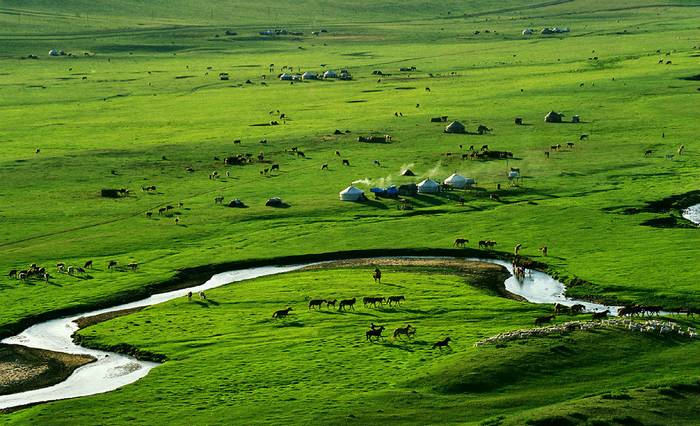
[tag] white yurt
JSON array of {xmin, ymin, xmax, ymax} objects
[
  {"xmin": 323, "ymin": 70, "xmax": 337, "ymax": 79},
  {"xmin": 48, "ymin": 49, "xmax": 60, "ymax": 57},
  {"xmin": 279, "ymin": 73, "xmax": 294, "ymax": 80},
  {"xmin": 417, "ymin": 178, "xmax": 440, "ymax": 193},
  {"xmin": 522, "ymin": 29, "xmax": 533, "ymax": 36},
  {"xmin": 443, "ymin": 173, "xmax": 469, "ymax": 189},
  {"xmin": 301, "ymin": 71, "xmax": 317, "ymax": 80},
  {"xmin": 339, "ymin": 185, "xmax": 364, "ymax": 201}
]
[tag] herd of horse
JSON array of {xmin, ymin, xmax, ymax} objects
[
  {"xmin": 6, "ymin": 259, "xmax": 138, "ymax": 283},
  {"xmin": 304, "ymin": 295, "xmax": 406, "ymax": 311}
]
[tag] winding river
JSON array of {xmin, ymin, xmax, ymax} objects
[
  {"xmin": 683, "ymin": 203, "xmax": 700, "ymax": 225},
  {"xmin": 0, "ymin": 258, "xmax": 620, "ymax": 410}
]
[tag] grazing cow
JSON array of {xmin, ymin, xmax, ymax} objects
[
  {"xmin": 592, "ymin": 310, "xmax": 610, "ymax": 320},
  {"xmin": 425, "ymin": 87, "xmax": 431, "ymax": 92},
  {"xmin": 387, "ymin": 295, "xmax": 405, "ymax": 306},
  {"xmin": 644, "ymin": 150, "xmax": 653, "ymax": 157},
  {"xmin": 570, "ymin": 304, "xmax": 586, "ymax": 315},
  {"xmin": 567, "ymin": 142, "xmax": 575, "ymax": 149},
  {"xmin": 56, "ymin": 262, "xmax": 65, "ymax": 272},
  {"xmin": 271, "ymin": 164, "xmax": 280, "ymax": 172},
  {"xmin": 215, "ymin": 196, "xmax": 224, "ymax": 205},
  {"xmin": 325, "ymin": 299, "xmax": 337, "ymax": 308},
  {"xmin": 308, "ymin": 299, "xmax": 325, "ymax": 310},
  {"xmin": 366, "ymin": 326, "xmax": 385, "ymax": 342},
  {"xmin": 272, "ymin": 307, "xmax": 293, "ymax": 318},
  {"xmin": 67, "ymin": 266, "xmax": 76, "ymax": 276},
  {"xmin": 535, "ymin": 315, "xmax": 555, "ymax": 326},
  {"xmin": 342, "ymin": 159, "xmax": 350, "ymax": 166},
  {"xmin": 453, "ymin": 238, "xmax": 468, "ymax": 247},
  {"xmin": 580, "ymin": 134, "xmax": 589, "ymax": 140},
  {"xmin": 373, "ymin": 160, "xmax": 381, "ymax": 167},
  {"xmin": 373, "ymin": 268, "xmax": 382, "ymax": 283},
  {"xmin": 108, "ymin": 260, "xmax": 118, "ymax": 269},
  {"xmin": 393, "ymin": 324, "xmax": 416, "ymax": 339},
  {"xmin": 481, "ymin": 144, "xmax": 489, "ymax": 151},
  {"xmin": 234, "ymin": 139, "xmax": 241, "ymax": 145},
  {"xmin": 186, "ymin": 291, "xmax": 192, "ymax": 300},
  {"xmin": 432, "ymin": 337, "xmax": 451, "ymax": 350},
  {"xmin": 146, "ymin": 212, "xmax": 153, "ymax": 219},
  {"xmin": 158, "ymin": 207, "xmax": 167, "ymax": 215},
  {"xmin": 335, "ymin": 150, "xmax": 341, "ymax": 156},
  {"xmin": 321, "ymin": 163, "xmax": 329, "ymax": 170},
  {"xmin": 550, "ymin": 144, "xmax": 561, "ymax": 151},
  {"xmin": 42, "ymin": 273, "xmax": 50, "ymax": 283},
  {"xmin": 297, "ymin": 151, "xmax": 306, "ymax": 158},
  {"xmin": 127, "ymin": 262, "xmax": 138, "ymax": 271},
  {"xmin": 479, "ymin": 240, "xmax": 497, "ymax": 249},
  {"xmin": 84, "ymin": 260, "xmax": 93, "ymax": 269},
  {"xmin": 339, "ymin": 297, "xmax": 356, "ymax": 311},
  {"xmin": 199, "ymin": 291, "xmax": 206, "ymax": 300},
  {"xmin": 7, "ymin": 269, "xmax": 18, "ymax": 279}
]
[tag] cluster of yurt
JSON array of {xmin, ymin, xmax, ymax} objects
[
  {"xmin": 281, "ymin": 69, "xmax": 352, "ymax": 81},
  {"xmin": 340, "ymin": 173, "xmax": 476, "ymax": 201}
]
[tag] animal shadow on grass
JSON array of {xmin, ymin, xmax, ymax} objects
[
  {"xmin": 382, "ymin": 339, "xmax": 429, "ymax": 352},
  {"xmin": 274, "ymin": 320, "xmax": 305, "ymax": 328},
  {"xmin": 360, "ymin": 199, "xmax": 389, "ymax": 210},
  {"xmin": 193, "ymin": 300, "xmax": 209, "ymax": 308},
  {"xmin": 205, "ymin": 299, "xmax": 220, "ymax": 306}
]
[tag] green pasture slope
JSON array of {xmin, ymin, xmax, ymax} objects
[{"xmin": 0, "ymin": 0, "xmax": 699, "ymax": 423}]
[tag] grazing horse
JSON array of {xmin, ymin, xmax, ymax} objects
[
  {"xmin": 592, "ymin": 310, "xmax": 610, "ymax": 320},
  {"xmin": 146, "ymin": 212, "xmax": 153, "ymax": 219},
  {"xmin": 325, "ymin": 299, "xmax": 337, "ymax": 308},
  {"xmin": 388, "ymin": 295, "xmax": 405, "ymax": 306},
  {"xmin": 567, "ymin": 142, "xmax": 575, "ymax": 149},
  {"xmin": 535, "ymin": 315, "xmax": 555, "ymax": 326},
  {"xmin": 339, "ymin": 298, "xmax": 356, "ymax": 311},
  {"xmin": 644, "ymin": 149, "xmax": 653, "ymax": 157},
  {"xmin": 366, "ymin": 326, "xmax": 385, "ymax": 342},
  {"xmin": 108, "ymin": 260, "xmax": 118, "ymax": 269},
  {"xmin": 580, "ymin": 134, "xmax": 588, "ymax": 140},
  {"xmin": 7, "ymin": 269, "xmax": 18, "ymax": 279},
  {"xmin": 570, "ymin": 304, "xmax": 586, "ymax": 315},
  {"xmin": 393, "ymin": 324, "xmax": 416, "ymax": 339},
  {"xmin": 342, "ymin": 159, "xmax": 350, "ymax": 166},
  {"xmin": 432, "ymin": 337, "xmax": 451, "ymax": 350},
  {"xmin": 373, "ymin": 268, "xmax": 382, "ymax": 283},
  {"xmin": 453, "ymin": 238, "xmax": 468, "ymax": 247},
  {"xmin": 199, "ymin": 291, "xmax": 206, "ymax": 300},
  {"xmin": 308, "ymin": 299, "xmax": 325, "ymax": 310},
  {"xmin": 554, "ymin": 303, "xmax": 570, "ymax": 315},
  {"xmin": 56, "ymin": 262, "xmax": 65, "ymax": 272},
  {"xmin": 84, "ymin": 260, "xmax": 93, "ymax": 269},
  {"xmin": 273, "ymin": 307, "xmax": 293, "ymax": 318},
  {"xmin": 321, "ymin": 163, "xmax": 329, "ymax": 170}
]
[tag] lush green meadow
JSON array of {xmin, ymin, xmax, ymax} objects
[
  {"xmin": 1, "ymin": 0, "xmax": 700, "ymax": 423},
  {"xmin": 6, "ymin": 263, "xmax": 700, "ymax": 425}
]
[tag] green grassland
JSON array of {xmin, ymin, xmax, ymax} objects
[
  {"xmin": 5, "ymin": 264, "xmax": 700, "ymax": 425},
  {"xmin": 1, "ymin": 0, "xmax": 700, "ymax": 423}
]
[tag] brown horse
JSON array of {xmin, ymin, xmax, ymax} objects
[
  {"xmin": 387, "ymin": 295, "xmax": 405, "ymax": 306},
  {"xmin": 453, "ymin": 238, "xmax": 468, "ymax": 247},
  {"xmin": 373, "ymin": 268, "xmax": 382, "ymax": 283},
  {"xmin": 273, "ymin": 307, "xmax": 293, "ymax": 318},
  {"xmin": 366, "ymin": 326, "xmax": 385, "ymax": 342},
  {"xmin": 592, "ymin": 310, "xmax": 610, "ymax": 320},
  {"xmin": 432, "ymin": 337, "xmax": 451, "ymax": 350},
  {"xmin": 535, "ymin": 315, "xmax": 555, "ymax": 326},
  {"xmin": 339, "ymin": 298, "xmax": 356, "ymax": 311},
  {"xmin": 393, "ymin": 324, "xmax": 416, "ymax": 339},
  {"xmin": 308, "ymin": 299, "xmax": 325, "ymax": 310}
]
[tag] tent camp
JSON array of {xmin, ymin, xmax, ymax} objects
[
  {"xmin": 48, "ymin": 49, "xmax": 60, "ymax": 57},
  {"xmin": 443, "ymin": 173, "xmax": 474, "ymax": 189},
  {"xmin": 443, "ymin": 173, "xmax": 467, "ymax": 189},
  {"xmin": 522, "ymin": 29, "xmax": 534, "ymax": 35},
  {"xmin": 544, "ymin": 111, "xmax": 564, "ymax": 123},
  {"xmin": 279, "ymin": 73, "xmax": 294, "ymax": 80},
  {"xmin": 401, "ymin": 169, "xmax": 416, "ymax": 176},
  {"xmin": 445, "ymin": 121, "xmax": 466, "ymax": 134},
  {"xmin": 302, "ymin": 71, "xmax": 317, "ymax": 80},
  {"xmin": 323, "ymin": 70, "xmax": 337, "ymax": 79},
  {"xmin": 417, "ymin": 179, "xmax": 441, "ymax": 193},
  {"xmin": 339, "ymin": 185, "xmax": 365, "ymax": 201}
]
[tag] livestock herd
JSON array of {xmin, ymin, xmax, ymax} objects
[{"xmin": 6, "ymin": 259, "xmax": 138, "ymax": 283}]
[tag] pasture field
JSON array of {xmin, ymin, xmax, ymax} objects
[
  {"xmin": 0, "ymin": 0, "xmax": 700, "ymax": 423},
  {"xmin": 6, "ymin": 263, "xmax": 700, "ymax": 425}
]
